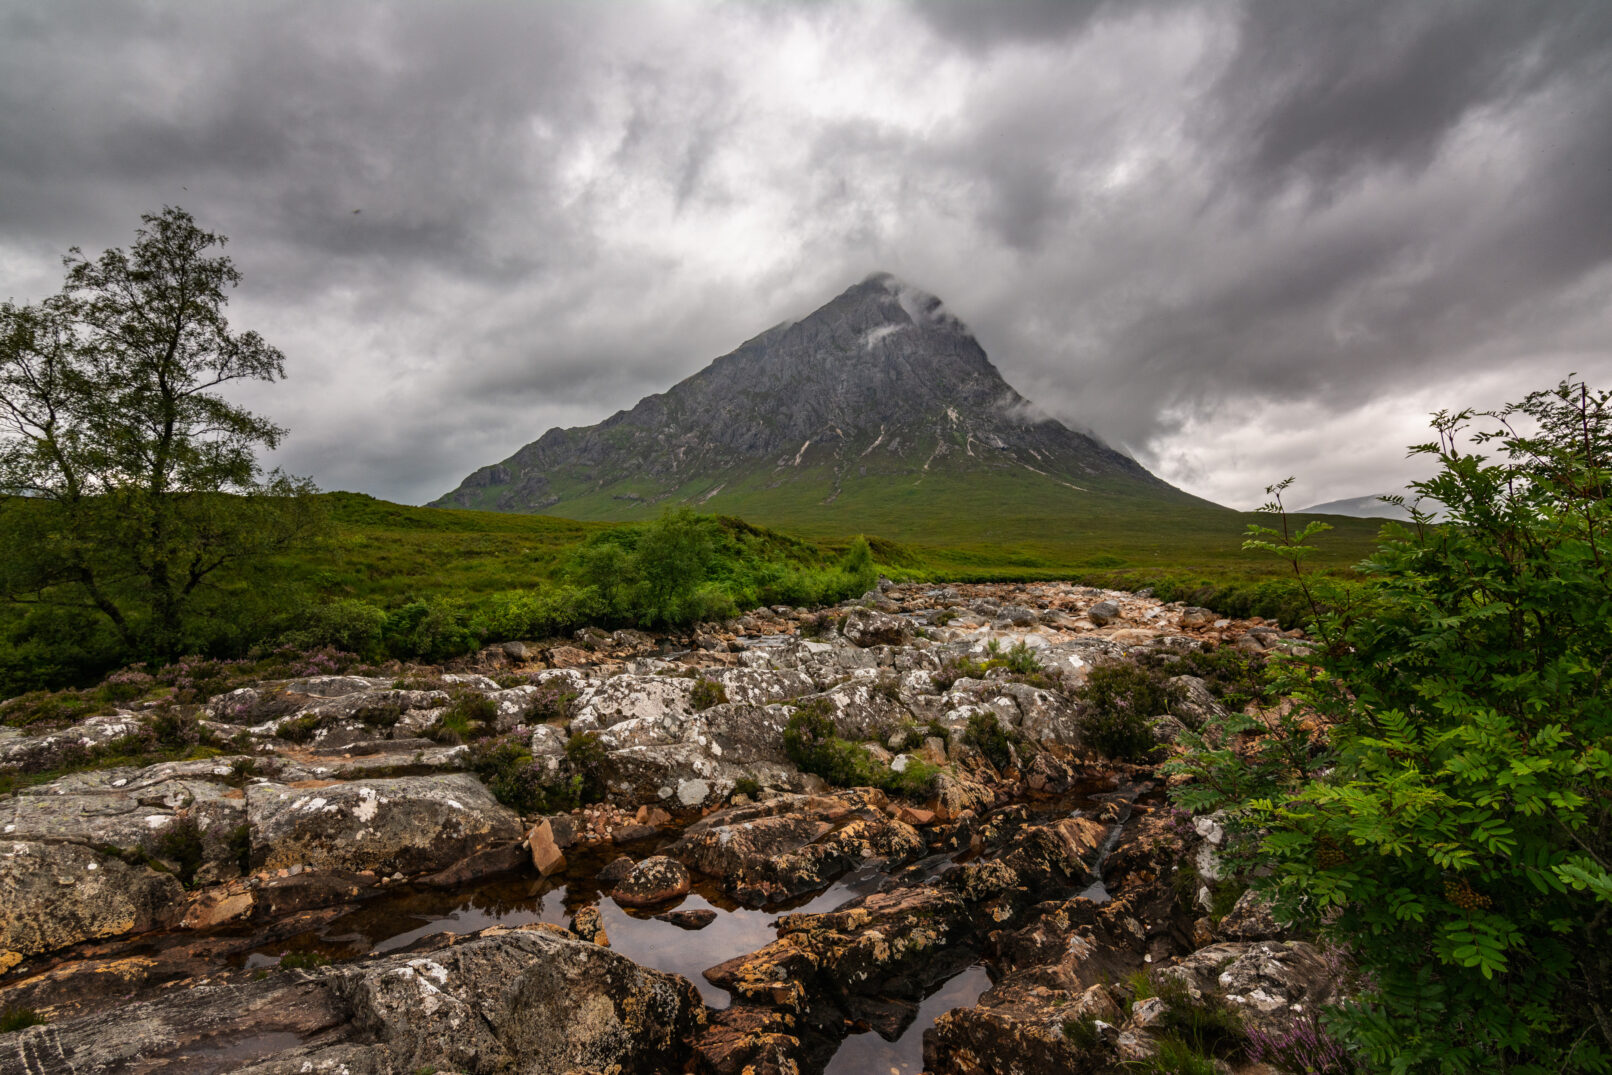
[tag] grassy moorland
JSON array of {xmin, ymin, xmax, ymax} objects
[{"xmin": 0, "ymin": 486, "xmax": 1389, "ymax": 698}]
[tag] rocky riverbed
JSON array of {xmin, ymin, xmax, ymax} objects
[{"xmin": 0, "ymin": 582, "xmax": 1342, "ymax": 1074}]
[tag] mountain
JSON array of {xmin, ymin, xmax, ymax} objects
[
  {"xmin": 1300, "ymin": 493, "xmax": 1443, "ymax": 521},
  {"xmin": 433, "ymin": 273, "xmax": 1228, "ymax": 542}
]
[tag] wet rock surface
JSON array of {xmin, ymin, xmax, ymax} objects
[{"xmin": 0, "ymin": 581, "xmax": 1333, "ymax": 1073}]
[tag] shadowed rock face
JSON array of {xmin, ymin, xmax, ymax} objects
[
  {"xmin": 434, "ymin": 273, "xmax": 1166, "ymax": 514},
  {"xmin": 1, "ymin": 927, "xmax": 704, "ymax": 1075}
]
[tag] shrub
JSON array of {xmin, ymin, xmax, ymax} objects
[
  {"xmin": 276, "ymin": 713, "xmax": 324, "ymax": 744},
  {"xmin": 278, "ymin": 598, "xmax": 387, "ymax": 658},
  {"xmin": 963, "ymin": 711, "xmax": 1014, "ymax": 771},
  {"xmin": 1245, "ymin": 1012, "xmax": 1357, "ymax": 1074},
  {"xmin": 468, "ymin": 736, "xmax": 581, "ymax": 815},
  {"xmin": 0, "ymin": 1008, "xmax": 45, "ymax": 1033},
  {"xmin": 151, "ymin": 708, "xmax": 204, "ymax": 750},
  {"xmin": 1075, "ymin": 660, "xmax": 1181, "ymax": 761},
  {"xmin": 152, "ymin": 814, "xmax": 205, "ymax": 888},
  {"xmin": 886, "ymin": 756, "xmax": 940, "ymax": 799},
  {"xmin": 427, "ymin": 692, "xmax": 498, "ymax": 745},
  {"xmin": 524, "ymin": 680, "xmax": 578, "ymax": 723},
  {"xmin": 1150, "ymin": 975, "xmax": 1245, "ymax": 1059},
  {"xmin": 784, "ymin": 702, "xmax": 937, "ymax": 799},
  {"xmin": 1137, "ymin": 643, "xmax": 1270, "ymax": 709},
  {"xmin": 383, "ymin": 598, "xmax": 477, "ymax": 662},
  {"xmin": 732, "ymin": 776, "xmax": 761, "ymax": 799},
  {"xmin": 1061, "ymin": 1013, "xmax": 1102, "ymax": 1051},
  {"xmin": 564, "ymin": 732, "xmax": 609, "ymax": 802},
  {"xmin": 1173, "ymin": 380, "xmax": 1612, "ymax": 1070},
  {"xmin": 689, "ymin": 677, "xmax": 728, "ymax": 712}
]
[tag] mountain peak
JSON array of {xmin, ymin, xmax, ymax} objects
[{"xmin": 434, "ymin": 275, "xmax": 1193, "ymax": 522}]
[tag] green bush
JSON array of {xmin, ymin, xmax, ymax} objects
[
  {"xmin": 1138, "ymin": 643, "xmax": 1270, "ymax": 709},
  {"xmin": 690, "ymin": 677, "xmax": 728, "ymax": 711},
  {"xmin": 964, "ymin": 711, "xmax": 1015, "ymax": 771},
  {"xmin": 563, "ymin": 731, "xmax": 609, "ymax": 802},
  {"xmin": 0, "ymin": 1008, "xmax": 46, "ymax": 1033},
  {"xmin": 783, "ymin": 702, "xmax": 937, "ymax": 799},
  {"xmin": 1174, "ymin": 380, "xmax": 1612, "ymax": 1071},
  {"xmin": 383, "ymin": 597, "xmax": 477, "ymax": 662},
  {"xmin": 152, "ymin": 814, "xmax": 205, "ymax": 888},
  {"xmin": 468, "ymin": 736, "xmax": 584, "ymax": 815},
  {"xmin": 277, "ymin": 598, "xmax": 387, "ymax": 658},
  {"xmin": 426, "ymin": 692, "xmax": 498, "ymax": 744},
  {"xmin": 1076, "ymin": 660, "xmax": 1181, "ymax": 760}
]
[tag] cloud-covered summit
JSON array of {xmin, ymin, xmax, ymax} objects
[{"xmin": 1, "ymin": 0, "xmax": 1608, "ymax": 509}]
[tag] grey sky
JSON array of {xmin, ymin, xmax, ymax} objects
[{"xmin": 3, "ymin": 0, "xmax": 1609, "ymax": 510}]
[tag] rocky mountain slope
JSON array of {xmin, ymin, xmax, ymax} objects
[
  {"xmin": 435, "ymin": 274, "xmax": 1224, "ymax": 536},
  {"xmin": 0, "ymin": 583, "xmax": 1338, "ymax": 1073}
]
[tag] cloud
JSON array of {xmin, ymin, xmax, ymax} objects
[{"xmin": 1, "ymin": 0, "xmax": 1609, "ymax": 511}]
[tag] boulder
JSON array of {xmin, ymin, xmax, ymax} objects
[
  {"xmin": 0, "ymin": 840, "xmax": 184, "ymax": 968},
  {"xmin": 1157, "ymin": 940, "xmax": 1342, "ymax": 1035},
  {"xmin": 2, "ymin": 927, "xmax": 703, "ymax": 1075},
  {"xmin": 1178, "ymin": 606, "xmax": 1216, "ymax": 628},
  {"xmin": 333, "ymin": 928, "xmax": 707, "ymax": 1074},
  {"xmin": 1168, "ymin": 675, "xmax": 1225, "ymax": 730},
  {"xmin": 569, "ymin": 674, "xmax": 698, "ymax": 734},
  {"xmin": 1217, "ymin": 889, "xmax": 1286, "ymax": 942},
  {"xmin": 612, "ymin": 855, "xmax": 692, "ymax": 906},
  {"xmin": 246, "ymin": 773, "xmax": 523, "ymax": 877},
  {"xmin": 923, "ymin": 979, "xmax": 1121, "ymax": 1074},
  {"xmin": 841, "ymin": 607, "xmax": 913, "ymax": 648},
  {"xmin": 1087, "ymin": 601, "xmax": 1121, "ymax": 626},
  {"xmin": 527, "ymin": 819, "xmax": 566, "ymax": 877}
]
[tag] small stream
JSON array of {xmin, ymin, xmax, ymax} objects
[
  {"xmin": 13, "ymin": 784, "xmax": 1149, "ymax": 1073},
  {"xmin": 225, "ymin": 785, "xmax": 1143, "ymax": 1070}
]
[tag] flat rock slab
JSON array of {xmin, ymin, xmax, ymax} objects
[
  {"xmin": 0, "ymin": 840, "xmax": 184, "ymax": 968},
  {"xmin": 246, "ymin": 773, "xmax": 522, "ymax": 876},
  {"xmin": 3, "ymin": 927, "xmax": 702, "ymax": 1075}
]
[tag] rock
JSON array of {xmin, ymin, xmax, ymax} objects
[
  {"xmin": 707, "ymin": 885, "xmax": 976, "ymax": 1008},
  {"xmin": 501, "ymin": 640, "xmax": 530, "ymax": 660},
  {"xmin": 612, "ymin": 855, "xmax": 692, "ymax": 906},
  {"xmin": 597, "ymin": 855, "xmax": 635, "ymax": 886},
  {"xmin": 1178, "ymin": 606, "xmax": 1216, "ymax": 628},
  {"xmin": 0, "ymin": 969, "xmax": 350, "ymax": 1073},
  {"xmin": 546, "ymin": 644, "xmax": 594, "ymax": 668},
  {"xmin": 923, "ymin": 979, "xmax": 1121, "ymax": 1074},
  {"xmin": 571, "ymin": 904, "xmax": 607, "ymax": 944},
  {"xmin": 996, "ymin": 605, "xmax": 1038, "ymax": 626},
  {"xmin": 896, "ymin": 805, "xmax": 936, "ymax": 826},
  {"xmin": 635, "ymin": 804, "xmax": 673, "ymax": 827},
  {"xmin": 570, "ymin": 674, "xmax": 698, "ymax": 734},
  {"xmin": 1158, "ymin": 940, "xmax": 1341, "ymax": 1035},
  {"xmin": 528, "ymin": 818, "xmax": 567, "ymax": 877},
  {"xmin": 841, "ymin": 607, "xmax": 913, "ymax": 648},
  {"xmin": 0, "ymin": 713, "xmax": 148, "ymax": 769},
  {"xmin": 1217, "ymin": 889, "xmax": 1286, "ymax": 942},
  {"xmin": 1168, "ymin": 675, "xmax": 1225, "ymax": 730},
  {"xmin": 332, "ymin": 927, "xmax": 704, "ymax": 1073},
  {"xmin": 0, "ymin": 841, "xmax": 184, "ymax": 968},
  {"xmin": 246, "ymin": 773, "xmax": 523, "ymax": 877},
  {"xmin": 656, "ymin": 908, "xmax": 717, "ymax": 930},
  {"xmin": 1087, "ymin": 600, "xmax": 1121, "ymax": 626},
  {"xmin": 666, "ymin": 793, "xmax": 918, "ymax": 905}
]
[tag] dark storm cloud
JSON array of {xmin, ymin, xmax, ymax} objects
[
  {"xmin": 2, "ymin": 0, "xmax": 1610, "ymax": 509},
  {"xmin": 1212, "ymin": 0, "xmax": 1612, "ymax": 191}
]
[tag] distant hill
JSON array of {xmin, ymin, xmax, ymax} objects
[
  {"xmin": 434, "ymin": 273, "xmax": 1230, "ymax": 545},
  {"xmin": 1301, "ymin": 493, "xmax": 1442, "ymax": 521}
]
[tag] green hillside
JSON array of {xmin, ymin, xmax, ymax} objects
[{"xmin": 297, "ymin": 489, "xmax": 1386, "ymax": 603}]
